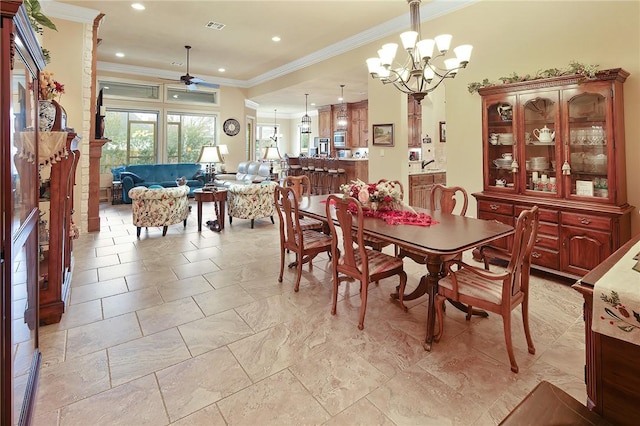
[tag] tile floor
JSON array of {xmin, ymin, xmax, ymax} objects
[{"xmin": 33, "ymin": 201, "xmax": 587, "ymax": 425}]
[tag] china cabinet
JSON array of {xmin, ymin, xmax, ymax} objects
[
  {"xmin": 39, "ymin": 132, "xmax": 79, "ymax": 325},
  {"xmin": 1, "ymin": 2, "xmax": 45, "ymax": 424},
  {"xmin": 474, "ymin": 69, "xmax": 633, "ymax": 279}
]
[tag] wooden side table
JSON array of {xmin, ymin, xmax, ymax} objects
[{"xmin": 194, "ymin": 188, "xmax": 227, "ymax": 231}]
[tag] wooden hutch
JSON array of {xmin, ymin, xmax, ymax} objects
[{"xmin": 474, "ymin": 68, "xmax": 633, "ymax": 279}]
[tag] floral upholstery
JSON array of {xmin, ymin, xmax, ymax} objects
[
  {"xmin": 227, "ymin": 182, "xmax": 277, "ymax": 229},
  {"xmin": 128, "ymin": 185, "xmax": 190, "ymax": 237}
]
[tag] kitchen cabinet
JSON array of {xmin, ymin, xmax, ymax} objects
[
  {"xmin": 318, "ymin": 105, "xmax": 331, "ymax": 139},
  {"xmin": 474, "ymin": 68, "xmax": 633, "ymax": 279},
  {"xmin": 408, "ymin": 94, "xmax": 422, "ymax": 148},
  {"xmin": 1, "ymin": 3, "xmax": 46, "ymax": 424},
  {"xmin": 348, "ymin": 100, "xmax": 368, "ymax": 148},
  {"xmin": 573, "ymin": 234, "xmax": 640, "ymax": 425},
  {"xmin": 338, "ymin": 159, "xmax": 368, "ymax": 184},
  {"xmin": 409, "ymin": 172, "xmax": 446, "ymax": 209}
]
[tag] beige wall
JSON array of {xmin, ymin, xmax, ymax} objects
[
  {"xmin": 41, "ymin": 17, "xmax": 92, "ymax": 230},
  {"xmin": 438, "ymin": 1, "xmax": 640, "ymax": 235},
  {"xmin": 44, "ymin": 1, "xmax": 640, "ymax": 235}
]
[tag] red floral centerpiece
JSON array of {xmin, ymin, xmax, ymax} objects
[
  {"xmin": 339, "ymin": 179, "xmax": 438, "ymax": 227},
  {"xmin": 340, "ymin": 179, "xmax": 403, "ymax": 212}
]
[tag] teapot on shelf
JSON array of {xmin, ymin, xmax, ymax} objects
[{"xmin": 533, "ymin": 125, "xmax": 555, "ymax": 143}]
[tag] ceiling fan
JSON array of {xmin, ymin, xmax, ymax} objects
[{"xmin": 169, "ymin": 45, "xmax": 219, "ymax": 91}]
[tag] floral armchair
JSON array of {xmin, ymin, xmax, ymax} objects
[
  {"xmin": 128, "ymin": 185, "xmax": 190, "ymax": 237},
  {"xmin": 227, "ymin": 182, "xmax": 277, "ymax": 229}
]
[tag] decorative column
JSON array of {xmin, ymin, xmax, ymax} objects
[{"xmin": 87, "ymin": 13, "xmax": 106, "ymax": 232}]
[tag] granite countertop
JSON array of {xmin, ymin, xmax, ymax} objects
[
  {"xmin": 338, "ymin": 158, "xmax": 368, "ymax": 161},
  {"xmin": 408, "ymin": 169, "xmax": 446, "ymax": 175}
]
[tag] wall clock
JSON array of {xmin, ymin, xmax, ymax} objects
[{"xmin": 223, "ymin": 118, "xmax": 240, "ymax": 136}]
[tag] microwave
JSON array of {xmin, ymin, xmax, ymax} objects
[{"xmin": 333, "ymin": 131, "xmax": 347, "ymax": 147}]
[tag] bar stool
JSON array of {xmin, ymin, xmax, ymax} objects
[
  {"xmin": 300, "ymin": 157, "xmax": 312, "ymax": 182},
  {"xmin": 326, "ymin": 158, "xmax": 347, "ymax": 194},
  {"xmin": 311, "ymin": 158, "xmax": 328, "ymax": 195},
  {"xmin": 286, "ymin": 155, "xmax": 302, "ymax": 177}
]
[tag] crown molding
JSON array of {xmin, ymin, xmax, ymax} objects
[
  {"xmin": 92, "ymin": 0, "xmax": 477, "ymax": 92},
  {"xmin": 41, "ymin": 0, "xmax": 101, "ymax": 23},
  {"xmin": 244, "ymin": 99, "xmax": 259, "ymax": 111}
]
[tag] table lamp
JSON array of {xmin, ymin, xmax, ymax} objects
[
  {"xmin": 197, "ymin": 145, "xmax": 223, "ymax": 183},
  {"xmin": 217, "ymin": 144, "xmax": 229, "ymax": 172},
  {"xmin": 263, "ymin": 146, "xmax": 282, "ymax": 177}
]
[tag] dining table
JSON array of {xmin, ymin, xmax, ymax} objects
[{"xmin": 298, "ymin": 194, "xmax": 515, "ymax": 350}]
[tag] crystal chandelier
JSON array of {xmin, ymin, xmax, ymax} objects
[
  {"xmin": 301, "ymin": 94, "xmax": 311, "ymax": 134},
  {"xmin": 337, "ymin": 84, "xmax": 348, "ymax": 128},
  {"xmin": 366, "ymin": 0, "xmax": 472, "ymax": 104}
]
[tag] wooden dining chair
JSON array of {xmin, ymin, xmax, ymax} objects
[
  {"xmin": 326, "ymin": 194, "xmax": 408, "ymax": 330},
  {"xmin": 283, "ymin": 175, "xmax": 324, "ymax": 231},
  {"xmin": 274, "ymin": 185, "xmax": 333, "ymax": 292},
  {"xmin": 398, "ymin": 184, "xmax": 469, "ymax": 267},
  {"xmin": 357, "ymin": 179, "xmax": 405, "ymax": 254},
  {"xmin": 435, "ymin": 205, "xmax": 539, "ymax": 373}
]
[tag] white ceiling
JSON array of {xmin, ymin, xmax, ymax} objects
[{"xmin": 48, "ymin": 0, "xmax": 474, "ymax": 116}]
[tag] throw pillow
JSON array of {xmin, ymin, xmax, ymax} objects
[
  {"xmin": 120, "ymin": 171, "xmax": 144, "ymax": 183},
  {"xmin": 192, "ymin": 169, "xmax": 204, "ymax": 180},
  {"xmin": 111, "ymin": 165, "xmax": 126, "ymax": 181}
]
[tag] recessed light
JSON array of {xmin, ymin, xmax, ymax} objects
[
  {"xmin": 115, "ymin": 52, "xmax": 125, "ymax": 58},
  {"xmin": 218, "ymin": 68, "xmax": 225, "ymax": 73},
  {"xmin": 131, "ymin": 3, "xmax": 145, "ymax": 10},
  {"xmin": 272, "ymin": 36, "xmax": 281, "ymax": 42}
]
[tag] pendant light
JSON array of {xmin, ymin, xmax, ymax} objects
[
  {"xmin": 269, "ymin": 109, "xmax": 281, "ymax": 143},
  {"xmin": 301, "ymin": 93, "xmax": 311, "ymax": 134},
  {"xmin": 337, "ymin": 84, "xmax": 348, "ymax": 129}
]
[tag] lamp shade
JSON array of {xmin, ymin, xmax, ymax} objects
[
  {"xmin": 197, "ymin": 145, "xmax": 223, "ymax": 164},
  {"xmin": 217, "ymin": 144, "xmax": 229, "ymax": 156},
  {"xmin": 263, "ymin": 146, "xmax": 282, "ymax": 161}
]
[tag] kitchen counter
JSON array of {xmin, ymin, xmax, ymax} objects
[
  {"xmin": 338, "ymin": 157, "xmax": 368, "ymax": 161},
  {"xmin": 409, "ymin": 169, "xmax": 446, "ymax": 175}
]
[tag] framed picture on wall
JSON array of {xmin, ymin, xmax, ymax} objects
[
  {"xmin": 439, "ymin": 121, "xmax": 446, "ymax": 142},
  {"xmin": 372, "ymin": 123, "xmax": 394, "ymax": 146}
]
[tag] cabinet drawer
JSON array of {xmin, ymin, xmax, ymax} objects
[
  {"xmin": 538, "ymin": 222, "xmax": 559, "ymax": 237},
  {"xmin": 516, "ymin": 205, "xmax": 559, "ymax": 223},
  {"xmin": 433, "ymin": 173, "xmax": 446, "ymax": 184},
  {"xmin": 478, "ymin": 200, "xmax": 513, "ymax": 215},
  {"xmin": 561, "ymin": 212, "xmax": 612, "ymax": 231},
  {"xmin": 531, "ymin": 247, "xmax": 560, "ymax": 270},
  {"xmin": 409, "ymin": 174, "xmax": 434, "ymax": 186},
  {"xmin": 535, "ymin": 233, "xmax": 559, "ymax": 250}
]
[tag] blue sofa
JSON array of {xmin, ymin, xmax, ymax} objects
[{"xmin": 118, "ymin": 163, "xmax": 205, "ymax": 203}]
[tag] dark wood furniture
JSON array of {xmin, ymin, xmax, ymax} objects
[
  {"xmin": 1, "ymin": 2, "xmax": 45, "ymax": 424},
  {"xmin": 326, "ymin": 195, "xmax": 408, "ymax": 330},
  {"xmin": 194, "ymin": 188, "xmax": 227, "ymax": 232},
  {"xmin": 275, "ymin": 186, "xmax": 332, "ymax": 292},
  {"xmin": 474, "ymin": 68, "xmax": 633, "ymax": 279},
  {"xmin": 39, "ymin": 132, "xmax": 79, "ymax": 325},
  {"xmin": 408, "ymin": 172, "xmax": 446, "ymax": 209},
  {"xmin": 572, "ymin": 233, "xmax": 640, "ymax": 425},
  {"xmin": 499, "ymin": 381, "xmax": 610, "ymax": 426},
  {"xmin": 299, "ymin": 195, "xmax": 514, "ymax": 350}
]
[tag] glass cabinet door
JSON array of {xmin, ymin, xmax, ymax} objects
[
  {"xmin": 484, "ymin": 94, "xmax": 517, "ymax": 191},
  {"xmin": 564, "ymin": 84, "xmax": 611, "ymax": 202},
  {"xmin": 520, "ymin": 91, "xmax": 560, "ymax": 195}
]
